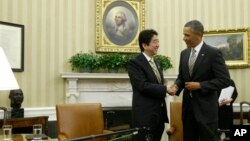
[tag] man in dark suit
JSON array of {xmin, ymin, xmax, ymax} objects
[
  {"xmin": 171, "ymin": 20, "xmax": 231, "ymax": 141},
  {"xmin": 128, "ymin": 29, "xmax": 173, "ymax": 141}
]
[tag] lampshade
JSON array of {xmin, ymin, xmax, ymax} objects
[{"xmin": 0, "ymin": 47, "xmax": 19, "ymax": 90}]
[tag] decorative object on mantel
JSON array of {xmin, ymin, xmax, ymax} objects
[
  {"xmin": 99, "ymin": 53, "xmax": 125, "ymax": 73},
  {"xmin": 123, "ymin": 54, "xmax": 137, "ymax": 71},
  {"xmin": 69, "ymin": 52, "xmax": 101, "ymax": 72},
  {"xmin": 154, "ymin": 54, "xmax": 173, "ymax": 70},
  {"xmin": 69, "ymin": 52, "xmax": 173, "ymax": 73}
]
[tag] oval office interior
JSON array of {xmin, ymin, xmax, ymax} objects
[{"xmin": 0, "ymin": 0, "xmax": 250, "ymax": 141}]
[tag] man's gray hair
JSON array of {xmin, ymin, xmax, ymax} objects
[{"xmin": 115, "ymin": 11, "xmax": 127, "ymax": 22}]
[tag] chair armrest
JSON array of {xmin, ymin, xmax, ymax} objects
[
  {"xmin": 103, "ymin": 130, "xmax": 114, "ymax": 134},
  {"xmin": 167, "ymin": 126, "xmax": 176, "ymax": 135}
]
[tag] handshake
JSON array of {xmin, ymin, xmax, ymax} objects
[{"xmin": 167, "ymin": 84, "xmax": 178, "ymax": 96}]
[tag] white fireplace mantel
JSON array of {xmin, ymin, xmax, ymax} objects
[
  {"xmin": 61, "ymin": 72, "xmax": 178, "ymax": 79},
  {"xmin": 61, "ymin": 72, "xmax": 177, "ymax": 107}
]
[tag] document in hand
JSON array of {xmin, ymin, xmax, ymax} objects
[{"xmin": 218, "ymin": 86, "xmax": 234, "ymax": 103}]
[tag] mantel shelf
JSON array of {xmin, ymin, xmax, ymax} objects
[{"xmin": 61, "ymin": 72, "xmax": 177, "ymax": 79}]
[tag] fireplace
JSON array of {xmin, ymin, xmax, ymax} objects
[
  {"xmin": 61, "ymin": 72, "xmax": 176, "ymax": 106},
  {"xmin": 61, "ymin": 72, "xmax": 176, "ymax": 131}
]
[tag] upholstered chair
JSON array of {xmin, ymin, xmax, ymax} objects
[{"xmin": 56, "ymin": 103, "xmax": 111, "ymax": 141}]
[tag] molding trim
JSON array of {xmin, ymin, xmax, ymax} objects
[
  {"xmin": 0, "ymin": 103, "xmax": 248, "ymax": 121},
  {"xmin": 61, "ymin": 72, "xmax": 178, "ymax": 80}
]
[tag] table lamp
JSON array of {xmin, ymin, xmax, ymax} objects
[{"xmin": 0, "ymin": 47, "xmax": 19, "ymax": 125}]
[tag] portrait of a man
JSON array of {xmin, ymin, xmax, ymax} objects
[
  {"xmin": 103, "ymin": 2, "xmax": 138, "ymax": 46},
  {"xmin": 114, "ymin": 11, "xmax": 129, "ymax": 37}
]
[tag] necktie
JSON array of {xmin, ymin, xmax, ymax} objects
[
  {"xmin": 189, "ymin": 49, "xmax": 196, "ymax": 75},
  {"xmin": 149, "ymin": 59, "xmax": 161, "ymax": 83}
]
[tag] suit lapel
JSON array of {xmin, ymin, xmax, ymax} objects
[
  {"xmin": 138, "ymin": 53, "xmax": 152, "ymax": 70},
  {"xmin": 138, "ymin": 54, "xmax": 163, "ymax": 84},
  {"xmin": 192, "ymin": 44, "xmax": 206, "ymax": 76},
  {"xmin": 184, "ymin": 49, "xmax": 191, "ymax": 78}
]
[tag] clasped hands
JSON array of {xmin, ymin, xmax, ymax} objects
[
  {"xmin": 167, "ymin": 85, "xmax": 178, "ymax": 96},
  {"xmin": 167, "ymin": 82, "xmax": 201, "ymax": 96}
]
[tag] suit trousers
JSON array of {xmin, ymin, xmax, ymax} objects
[
  {"xmin": 183, "ymin": 102, "xmax": 219, "ymax": 141},
  {"xmin": 135, "ymin": 112, "xmax": 165, "ymax": 141}
]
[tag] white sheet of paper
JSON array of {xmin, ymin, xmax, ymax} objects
[{"xmin": 218, "ymin": 86, "xmax": 234, "ymax": 104}]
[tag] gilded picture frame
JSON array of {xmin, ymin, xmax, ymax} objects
[
  {"xmin": 204, "ymin": 28, "xmax": 250, "ymax": 69},
  {"xmin": 96, "ymin": 0, "xmax": 145, "ymax": 53}
]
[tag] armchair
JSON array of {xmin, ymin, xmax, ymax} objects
[
  {"xmin": 240, "ymin": 101, "xmax": 250, "ymax": 125},
  {"xmin": 167, "ymin": 102, "xmax": 183, "ymax": 141},
  {"xmin": 56, "ymin": 103, "xmax": 111, "ymax": 141}
]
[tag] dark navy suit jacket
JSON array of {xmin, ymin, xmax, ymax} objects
[
  {"xmin": 175, "ymin": 42, "xmax": 231, "ymax": 124},
  {"xmin": 128, "ymin": 53, "xmax": 168, "ymax": 130}
]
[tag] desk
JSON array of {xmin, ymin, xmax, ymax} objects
[
  {"xmin": 0, "ymin": 116, "xmax": 49, "ymax": 135},
  {"xmin": 0, "ymin": 134, "xmax": 52, "ymax": 141}
]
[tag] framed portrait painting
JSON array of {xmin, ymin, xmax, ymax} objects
[
  {"xmin": 0, "ymin": 21, "xmax": 24, "ymax": 72},
  {"xmin": 204, "ymin": 28, "xmax": 250, "ymax": 69},
  {"xmin": 96, "ymin": 0, "xmax": 145, "ymax": 53}
]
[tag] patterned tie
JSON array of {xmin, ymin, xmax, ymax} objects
[
  {"xmin": 149, "ymin": 59, "xmax": 161, "ymax": 83},
  {"xmin": 189, "ymin": 49, "xmax": 196, "ymax": 75}
]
